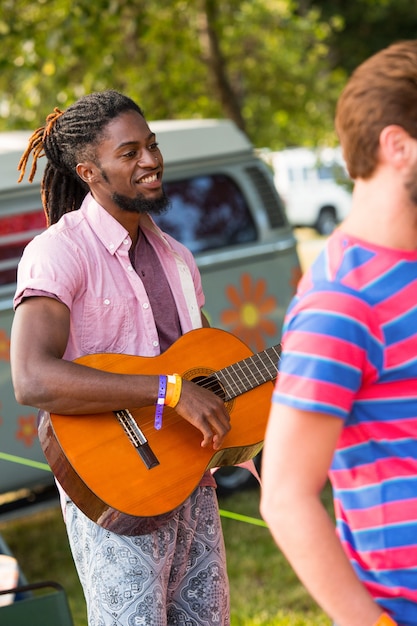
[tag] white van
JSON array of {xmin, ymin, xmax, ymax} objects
[
  {"xmin": 265, "ymin": 146, "xmax": 352, "ymax": 235},
  {"xmin": 0, "ymin": 120, "xmax": 301, "ymax": 503}
]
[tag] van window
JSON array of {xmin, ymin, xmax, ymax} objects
[
  {"xmin": 155, "ymin": 173, "xmax": 257, "ymax": 253},
  {"xmin": 317, "ymin": 165, "xmax": 333, "ymax": 180}
]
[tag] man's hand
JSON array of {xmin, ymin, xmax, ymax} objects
[{"xmin": 175, "ymin": 378, "xmax": 231, "ymax": 449}]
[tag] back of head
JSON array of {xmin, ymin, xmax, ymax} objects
[
  {"xmin": 335, "ymin": 40, "xmax": 417, "ymax": 180},
  {"xmin": 18, "ymin": 90, "xmax": 144, "ymax": 225}
]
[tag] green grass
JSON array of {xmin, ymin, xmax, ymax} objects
[{"xmin": 0, "ymin": 486, "xmax": 332, "ymax": 625}]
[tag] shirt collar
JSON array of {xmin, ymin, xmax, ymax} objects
[
  {"xmin": 79, "ymin": 193, "xmax": 172, "ymax": 255},
  {"xmin": 80, "ymin": 193, "xmax": 132, "ymax": 255}
]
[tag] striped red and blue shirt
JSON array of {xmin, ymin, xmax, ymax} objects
[{"xmin": 273, "ymin": 229, "xmax": 417, "ymax": 624}]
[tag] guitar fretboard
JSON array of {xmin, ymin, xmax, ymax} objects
[{"xmin": 211, "ymin": 344, "xmax": 281, "ymax": 401}]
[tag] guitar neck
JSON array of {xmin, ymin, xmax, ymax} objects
[{"xmin": 211, "ymin": 344, "xmax": 281, "ymax": 401}]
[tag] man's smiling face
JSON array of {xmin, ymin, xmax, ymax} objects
[{"xmin": 85, "ymin": 109, "xmax": 170, "ymax": 216}]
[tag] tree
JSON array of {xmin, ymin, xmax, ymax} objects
[
  {"xmin": 306, "ymin": 0, "xmax": 417, "ymax": 73},
  {"xmin": 0, "ymin": 0, "xmax": 345, "ymax": 148}
]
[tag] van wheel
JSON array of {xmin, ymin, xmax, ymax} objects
[
  {"xmin": 214, "ymin": 453, "xmax": 262, "ymax": 497},
  {"xmin": 316, "ymin": 207, "xmax": 337, "ymax": 235}
]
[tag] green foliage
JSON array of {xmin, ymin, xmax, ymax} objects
[
  {"xmin": 3, "ymin": 0, "xmax": 413, "ymax": 150},
  {"xmin": 0, "ymin": 0, "xmax": 345, "ymax": 149},
  {"xmin": 309, "ymin": 0, "xmax": 417, "ymax": 73}
]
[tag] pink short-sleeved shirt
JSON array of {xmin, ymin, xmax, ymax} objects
[
  {"xmin": 14, "ymin": 193, "xmax": 205, "ymax": 359},
  {"xmin": 14, "ymin": 194, "xmax": 216, "ymax": 509}
]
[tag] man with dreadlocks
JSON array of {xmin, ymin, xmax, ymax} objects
[{"xmin": 10, "ymin": 90, "xmax": 231, "ymax": 626}]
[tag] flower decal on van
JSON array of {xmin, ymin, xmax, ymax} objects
[
  {"xmin": 16, "ymin": 414, "xmax": 38, "ymax": 447},
  {"xmin": 0, "ymin": 328, "xmax": 10, "ymax": 361},
  {"xmin": 220, "ymin": 273, "xmax": 277, "ymax": 352}
]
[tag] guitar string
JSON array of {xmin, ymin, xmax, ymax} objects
[
  {"xmin": 115, "ymin": 410, "xmax": 144, "ymax": 447},
  {"xmin": 204, "ymin": 345, "xmax": 281, "ymax": 400}
]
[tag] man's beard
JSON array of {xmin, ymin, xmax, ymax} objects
[{"xmin": 111, "ymin": 188, "xmax": 171, "ymax": 215}]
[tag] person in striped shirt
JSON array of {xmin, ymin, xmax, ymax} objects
[{"xmin": 261, "ymin": 40, "xmax": 417, "ymax": 626}]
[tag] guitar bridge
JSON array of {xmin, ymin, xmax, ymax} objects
[{"xmin": 114, "ymin": 409, "xmax": 160, "ymax": 470}]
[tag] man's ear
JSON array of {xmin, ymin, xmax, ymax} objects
[
  {"xmin": 379, "ymin": 125, "xmax": 414, "ymax": 168},
  {"xmin": 76, "ymin": 162, "xmax": 99, "ymax": 185}
]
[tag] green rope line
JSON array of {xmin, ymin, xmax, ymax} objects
[
  {"xmin": 219, "ymin": 508, "xmax": 267, "ymax": 527},
  {"xmin": 0, "ymin": 452, "xmax": 267, "ymax": 527},
  {"xmin": 0, "ymin": 451, "xmax": 51, "ymax": 472}
]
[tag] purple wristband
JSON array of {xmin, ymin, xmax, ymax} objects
[{"xmin": 154, "ymin": 375, "xmax": 167, "ymax": 430}]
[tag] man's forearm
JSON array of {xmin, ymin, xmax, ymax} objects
[{"xmin": 262, "ymin": 495, "xmax": 384, "ymax": 626}]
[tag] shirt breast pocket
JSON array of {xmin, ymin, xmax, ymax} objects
[{"xmin": 81, "ymin": 297, "xmax": 130, "ymax": 354}]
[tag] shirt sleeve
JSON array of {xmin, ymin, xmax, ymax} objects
[
  {"xmin": 14, "ymin": 231, "xmax": 82, "ymax": 312},
  {"xmin": 14, "ymin": 288, "xmax": 63, "ymax": 308},
  {"xmin": 274, "ymin": 283, "xmax": 383, "ymax": 420}
]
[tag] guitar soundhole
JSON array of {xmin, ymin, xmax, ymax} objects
[
  {"xmin": 184, "ymin": 367, "xmax": 234, "ymax": 412},
  {"xmin": 194, "ymin": 374, "xmax": 226, "ymax": 401}
]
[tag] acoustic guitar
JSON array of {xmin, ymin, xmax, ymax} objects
[{"xmin": 39, "ymin": 327, "xmax": 280, "ymax": 535}]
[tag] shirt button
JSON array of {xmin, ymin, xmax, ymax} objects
[
  {"xmin": 109, "ymin": 243, "xmax": 115, "ymax": 250},
  {"xmin": 152, "ymin": 340, "xmax": 159, "ymax": 347},
  {"xmin": 143, "ymin": 302, "xmax": 149, "ymax": 309},
  {"xmin": 123, "ymin": 239, "xmax": 129, "ymax": 245},
  {"xmin": 103, "ymin": 299, "xmax": 110, "ymax": 305},
  {"xmin": 127, "ymin": 265, "xmax": 133, "ymax": 272}
]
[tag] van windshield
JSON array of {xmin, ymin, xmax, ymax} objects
[{"xmin": 155, "ymin": 174, "xmax": 257, "ymax": 253}]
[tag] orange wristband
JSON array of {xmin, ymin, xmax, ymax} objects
[
  {"xmin": 165, "ymin": 374, "xmax": 182, "ymax": 408},
  {"xmin": 373, "ymin": 613, "xmax": 397, "ymax": 626}
]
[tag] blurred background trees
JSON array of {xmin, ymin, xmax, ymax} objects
[{"xmin": 0, "ymin": 0, "xmax": 416, "ymax": 149}]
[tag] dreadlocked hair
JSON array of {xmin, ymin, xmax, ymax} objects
[{"xmin": 17, "ymin": 90, "xmax": 144, "ymax": 226}]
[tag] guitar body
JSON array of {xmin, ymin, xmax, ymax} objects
[{"xmin": 39, "ymin": 328, "xmax": 276, "ymax": 535}]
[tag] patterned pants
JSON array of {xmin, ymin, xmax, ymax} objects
[{"xmin": 65, "ymin": 486, "xmax": 230, "ymax": 626}]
